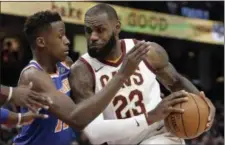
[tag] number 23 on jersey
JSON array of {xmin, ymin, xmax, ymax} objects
[{"xmin": 113, "ymin": 89, "xmax": 146, "ymax": 119}]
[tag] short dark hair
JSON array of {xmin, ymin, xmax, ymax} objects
[
  {"xmin": 85, "ymin": 4, "xmax": 119, "ymax": 21},
  {"xmin": 24, "ymin": 10, "xmax": 62, "ymax": 47}
]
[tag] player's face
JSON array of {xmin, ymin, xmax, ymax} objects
[
  {"xmin": 85, "ymin": 13, "xmax": 117, "ymax": 59},
  {"xmin": 44, "ymin": 21, "xmax": 70, "ymax": 61}
]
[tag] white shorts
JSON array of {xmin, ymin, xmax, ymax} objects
[
  {"xmin": 107, "ymin": 121, "xmax": 185, "ymax": 145},
  {"xmin": 140, "ymin": 132, "xmax": 185, "ymax": 145}
]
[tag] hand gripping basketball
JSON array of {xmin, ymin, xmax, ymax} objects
[
  {"xmin": 148, "ymin": 90, "xmax": 189, "ymax": 123},
  {"xmin": 199, "ymin": 91, "xmax": 216, "ymax": 131}
]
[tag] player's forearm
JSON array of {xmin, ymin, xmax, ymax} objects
[
  {"xmin": 48, "ymin": 91, "xmax": 80, "ymax": 129},
  {"xmin": 170, "ymin": 76, "xmax": 200, "ymax": 95},
  {"xmin": 83, "ymin": 114, "xmax": 149, "ymax": 144},
  {"xmin": 70, "ymin": 74, "xmax": 125, "ymax": 130}
]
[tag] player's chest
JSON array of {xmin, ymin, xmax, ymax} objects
[
  {"xmin": 94, "ymin": 62, "xmax": 157, "ymax": 119},
  {"xmin": 95, "ymin": 62, "xmax": 155, "ymax": 90},
  {"xmin": 52, "ymin": 76, "xmax": 71, "ymax": 95}
]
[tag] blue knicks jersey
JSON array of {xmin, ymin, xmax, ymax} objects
[{"xmin": 14, "ymin": 60, "xmax": 75, "ymax": 145}]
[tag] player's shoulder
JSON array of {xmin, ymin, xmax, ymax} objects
[
  {"xmin": 18, "ymin": 65, "xmax": 44, "ymax": 85},
  {"xmin": 21, "ymin": 66, "xmax": 45, "ymax": 80},
  {"xmin": 21, "ymin": 65, "xmax": 39, "ymax": 76},
  {"xmin": 69, "ymin": 58, "xmax": 95, "ymax": 88},
  {"xmin": 70, "ymin": 58, "xmax": 92, "ymax": 76},
  {"xmin": 19, "ymin": 64, "xmax": 55, "ymax": 90},
  {"xmin": 79, "ymin": 52, "xmax": 92, "ymax": 64}
]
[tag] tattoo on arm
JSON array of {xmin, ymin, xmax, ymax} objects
[
  {"xmin": 69, "ymin": 59, "xmax": 95, "ymax": 103},
  {"xmin": 145, "ymin": 42, "xmax": 200, "ymax": 95}
]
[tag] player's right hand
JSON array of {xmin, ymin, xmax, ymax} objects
[
  {"xmin": 118, "ymin": 40, "xmax": 150, "ymax": 78},
  {"xmin": 147, "ymin": 90, "xmax": 189, "ymax": 124},
  {"xmin": 11, "ymin": 82, "xmax": 53, "ymax": 112}
]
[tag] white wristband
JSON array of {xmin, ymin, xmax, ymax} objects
[
  {"xmin": 17, "ymin": 113, "xmax": 22, "ymax": 127},
  {"xmin": 7, "ymin": 87, "xmax": 13, "ymax": 102}
]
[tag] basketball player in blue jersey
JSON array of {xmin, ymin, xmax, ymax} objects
[{"xmin": 13, "ymin": 10, "xmax": 151, "ymax": 145}]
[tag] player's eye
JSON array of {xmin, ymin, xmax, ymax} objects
[
  {"xmin": 85, "ymin": 27, "xmax": 92, "ymax": 34},
  {"xmin": 97, "ymin": 27, "xmax": 105, "ymax": 33},
  {"xmin": 59, "ymin": 35, "xmax": 63, "ymax": 39}
]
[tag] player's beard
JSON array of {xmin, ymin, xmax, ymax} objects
[{"xmin": 87, "ymin": 33, "xmax": 116, "ymax": 60}]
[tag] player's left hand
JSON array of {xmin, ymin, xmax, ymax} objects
[
  {"xmin": 11, "ymin": 82, "xmax": 53, "ymax": 112},
  {"xmin": 20, "ymin": 111, "xmax": 49, "ymax": 126},
  {"xmin": 200, "ymin": 91, "xmax": 216, "ymax": 131}
]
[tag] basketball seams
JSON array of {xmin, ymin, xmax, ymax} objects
[
  {"xmin": 190, "ymin": 94, "xmax": 201, "ymax": 137},
  {"xmin": 165, "ymin": 93, "xmax": 208, "ymax": 139},
  {"xmin": 181, "ymin": 102, "xmax": 188, "ymax": 138}
]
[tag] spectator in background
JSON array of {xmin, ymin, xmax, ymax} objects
[
  {"xmin": 0, "ymin": 28, "xmax": 32, "ymax": 145},
  {"xmin": 1, "ymin": 32, "xmax": 32, "ymax": 86}
]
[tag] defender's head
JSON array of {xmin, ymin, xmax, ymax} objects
[
  {"xmin": 24, "ymin": 10, "xmax": 70, "ymax": 61},
  {"xmin": 85, "ymin": 4, "xmax": 121, "ymax": 59}
]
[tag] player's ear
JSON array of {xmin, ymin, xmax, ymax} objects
[
  {"xmin": 115, "ymin": 20, "xmax": 121, "ymax": 37},
  {"xmin": 36, "ymin": 37, "xmax": 45, "ymax": 48}
]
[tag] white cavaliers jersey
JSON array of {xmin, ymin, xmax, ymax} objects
[{"xmin": 81, "ymin": 39, "xmax": 163, "ymax": 144}]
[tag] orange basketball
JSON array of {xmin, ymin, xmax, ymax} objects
[{"xmin": 164, "ymin": 93, "xmax": 209, "ymax": 139}]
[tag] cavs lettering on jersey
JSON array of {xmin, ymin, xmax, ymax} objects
[
  {"xmin": 13, "ymin": 60, "xmax": 74, "ymax": 145},
  {"xmin": 81, "ymin": 39, "xmax": 163, "ymax": 144}
]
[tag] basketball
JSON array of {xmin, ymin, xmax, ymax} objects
[{"xmin": 164, "ymin": 93, "xmax": 209, "ymax": 139}]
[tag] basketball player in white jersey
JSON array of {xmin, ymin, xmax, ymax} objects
[{"xmin": 69, "ymin": 4, "xmax": 215, "ymax": 145}]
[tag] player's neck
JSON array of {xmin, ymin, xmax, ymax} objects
[
  {"xmin": 104, "ymin": 40, "xmax": 122, "ymax": 61},
  {"xmin": 33, "ymin": 53, "xmax": 57, "ymax": 74}
]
